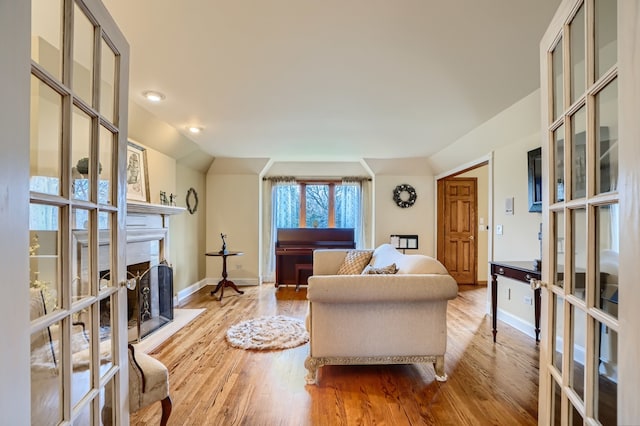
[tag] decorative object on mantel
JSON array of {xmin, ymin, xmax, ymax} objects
[
  {"xmin": 160, "ymin": 191, "xmax": 178, "ymax": 206},
  {"xmin": 186, "ymin": 187, "xmax": 198, "ymax": 214},
  {"xmin": 75, "ymin": 157, "xmax": 102, "ymax": 175},
  {"xmin": 225, "ymin": 315, "xmax": 309, "ymax": 351},
  {"xmin": 127, "ymin": 141, "xmax": 150, "ymax": 202},
  {"xmin": 393, "ymin": 184, "xmax": 417, "ymax": 208},
  {"xmin": 219, "ymin": 233, "xmax": 228, "ymax": 255}
]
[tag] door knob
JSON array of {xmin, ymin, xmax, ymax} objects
[
  {"xmin": 469, "ymin": 235, "xmax": 474, "ymax": 240},
  {"xmin": 530, "ymin": 279, "xmax": 548, "ymax": 290},
  {"xmin": 120, "ymin": 278, "xmax": 137, "ymax": 290}
]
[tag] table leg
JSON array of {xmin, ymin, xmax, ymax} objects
[
  {"xmin": 491, "ymin": 273, "xmax": 498, "ymax": 343},
  {"xmin": 210, "ymin": 255, "xmax": 245, "ymax": 300},
  {"xmin": 223, "ymin": 280, "xmax": 244, "ymax": 296},
  {"xmin": 210, "ymin": 280, "xmax": 224, "ymax": 298}
]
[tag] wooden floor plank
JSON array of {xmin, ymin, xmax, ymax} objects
[{"xmin": 131, "ymin": 284, "xmax": 539, "ymax": 425}]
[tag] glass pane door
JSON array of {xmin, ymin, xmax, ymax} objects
[
  {"xmin": 541, "ymin": 0, "xmax": 619, "ymax": 425},
  {"xmin": 29, "ymin": 0, "xmax": 129, "ymax": 424}
]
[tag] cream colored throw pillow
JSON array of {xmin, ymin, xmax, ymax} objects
[{"xmin": 336, "ymin": 250, "xmax": 373, "ymax": 275}]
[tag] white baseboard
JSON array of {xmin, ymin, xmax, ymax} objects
[
  {"xmin": 173, "ymin": 279, "xmax": 208, "ymax": 306},
  {"xmin": 496, "ymin": 309, "xmax": 536, "ymax": 340},
  {"xmin": 204, "ymin": 277, "xmax": 260, "ymax": 287}
]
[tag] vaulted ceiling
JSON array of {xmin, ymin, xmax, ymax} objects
[{"xmin": 103, "ymin": 0, "xmax": 561, "ymax": 161}]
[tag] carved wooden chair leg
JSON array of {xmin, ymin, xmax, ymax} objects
[{"xmin": 160, "ymin": 396, "xmax": 172, "ymax": 426}]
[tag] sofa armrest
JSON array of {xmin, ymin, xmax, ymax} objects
[{"xmin": 307, "ymin": 274, "xmax": 458, "ymax": 303}]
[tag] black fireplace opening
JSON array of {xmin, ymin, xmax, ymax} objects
[{"xmin": 126, "ymin": 261, "xmax": 174, "ymax": 341}]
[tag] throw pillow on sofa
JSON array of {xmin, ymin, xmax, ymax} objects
[
  {"xmin": 361, "ymin": 263, "xmax": 399, "ymax": 275},
  {"xmin": 336, "ymin": 250, "xmax": 373, "ymax": 275}
]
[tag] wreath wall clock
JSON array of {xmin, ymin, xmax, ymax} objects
[{"xmin": 393, "ymin": 184, "xmax": 417, "ymax": 208}]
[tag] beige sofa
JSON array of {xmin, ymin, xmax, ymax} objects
[{"xmin": 305, "ymin": 244, "xmax": 458, "ymax": 385}]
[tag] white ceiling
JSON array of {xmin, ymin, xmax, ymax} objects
[{"xmin": 103, "ymin": 0, "xmax": 561, "ymax": 162}]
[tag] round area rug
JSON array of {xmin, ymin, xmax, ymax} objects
[{"xmin": 225, "ymin": 315, "xmax": 309, "ymax": 350}]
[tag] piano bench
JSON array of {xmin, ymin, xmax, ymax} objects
[{"xmin": 295, "ymin": 263, "xmax": 313, "ymax": 291}]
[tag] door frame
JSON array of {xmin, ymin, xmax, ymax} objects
[
  {"xmin": 435, "ymin": 155, "xmax": 493, "ymax": 290},
  {"xmin": 617, "ymin": 2, "xmax": 640, "ymax": 422},
  {"xmin": 0, "ymin": 1, "xmax": 32, "ymax": 422}
]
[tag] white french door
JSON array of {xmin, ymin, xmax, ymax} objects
[
  {"xmin": 29, "ymin": 0, "xmax": 130, "ymax": 424},
  {"xmin": 538, "ymin": 0, "xmax": 640, "ymax": 424}
]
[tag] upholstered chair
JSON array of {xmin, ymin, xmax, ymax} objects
[
  {"xmin": 127, "ymin": 344, "xmax": 172, "ymax": 425},
  {"xmin": 102, "ymin": 345, "xmax": 171, "ymax": 425}
]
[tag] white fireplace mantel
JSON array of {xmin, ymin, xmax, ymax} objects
[
  {"xmin": 127, "ymin": 201, "xmax": 186, "ymax": 216},
  {"xmin": 126, "ymin": 202, "xmax": 185, "ymax": 266}
]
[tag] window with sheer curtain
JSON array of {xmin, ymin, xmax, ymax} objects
[
  {"xmin": 274, "ymin": 181, "xmax": 361, "ymax": 231},
  {"xmin": 262, "ymin": 177, "xmax": 369, "ymax": 283}
]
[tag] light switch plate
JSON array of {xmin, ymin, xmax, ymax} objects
[
  {"xmin": 496, "ymin": 224, "xmax": 503, "ymax": 235},
  {"xmin": 505, "ymin": 197, "xmax": 514, "ymax": 215}
]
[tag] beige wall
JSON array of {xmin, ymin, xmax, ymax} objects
[
  {"xmin": 170, "ymin": 163, "xmax": 207, "ymax": 299},
  {"xmin": 432, "ymin": 90, "xmax": 543, "ymax": 334},
  {"xmin": 129, "ymin": 131, "xmax": 209, "ymax": 297},
  {"xmin": 206, "ymin": 170, "xmax": 261, "ymax": 284},
  {"xmin": 142, "ymin": 143, "xmax": 176, "ymax": 205},
  {"xmin": 492, "ymin": 135, "xmax": 542, "ymax": 327},
  {"xmin": 492, "ymin": 137, "xmax": 542, "ymax": 261},
  {"xmin": 373, "ymin": 175, "xmax": 435, "ymax": 256},
  {"xmin": 428, "ymin": 90, "xmax": 541, "ymax": 176},
  {"xmin": 458, "ymin": 165, "xmax": 489, "ymax": 283},
  {"xmin": 204, "ymin": 158, "xmax": 436, "ymax": 284}
]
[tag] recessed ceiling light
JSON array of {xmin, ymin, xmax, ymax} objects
[
  {"xmin": 142, "ymin": 90, "xmax": 165, "ymax": 102},
  {"xmin": 187, "ymin": 126, "xmax": 203, "ymax": 134}
]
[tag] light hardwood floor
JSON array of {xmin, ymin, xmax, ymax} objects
[{"xmin": 131, "ymin": 284, "xmax": 539, "ymax": 425}]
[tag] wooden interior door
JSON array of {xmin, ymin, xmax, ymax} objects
[{"xmin": 437, "ymin": 178, "xmax": 477, "ymax": 285}]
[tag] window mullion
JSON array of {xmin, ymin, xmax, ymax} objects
[
  {"xmin": 299, "ymin": 183, "xmax": 306, "ymax": 227},
  {"xmin": 328, "ymin": 184, "xmax": 336, "ymax": 227}
]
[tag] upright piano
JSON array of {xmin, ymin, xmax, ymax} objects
[{"xmin": 275, "ymin": 228, "xmax": 355, "ymax": 288}]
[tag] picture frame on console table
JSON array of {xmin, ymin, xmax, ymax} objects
[{"xmin": 126, "ymin": 141, "xmax": 150, "ymax": 202}]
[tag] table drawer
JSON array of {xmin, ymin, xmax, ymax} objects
[{"xmin": 492, "ymin": 265, "xmax": 539, "ymax": 283}]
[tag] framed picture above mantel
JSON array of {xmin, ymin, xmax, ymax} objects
[{"xmin": 126, "ymin": 141, "xmax": 150, "ymax": 202}]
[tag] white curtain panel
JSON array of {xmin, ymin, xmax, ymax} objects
[
  {"xmin": 342, "ymin": 177, "xmax": 372, "ymax": 249},
  {"xmin": 261, "ymin": 177, "xmax": 296, "ymax": 283}
]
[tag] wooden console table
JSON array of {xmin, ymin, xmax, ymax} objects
[
  {"xmin": 206, "ymin": 251, "xmax": 244, "ymax": 300},
  {"xmin": 489, "ymin": 261, "xmax": 541, "ymax": 343}
]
